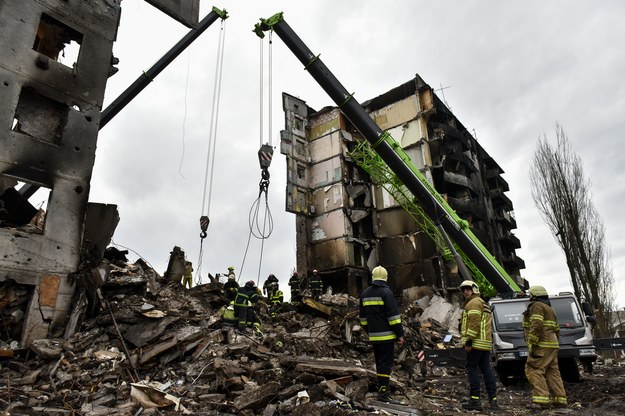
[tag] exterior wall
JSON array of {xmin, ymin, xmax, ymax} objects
[{"xmin": 0, "ymin": 0, "xmax": 120, "ymax": 344}]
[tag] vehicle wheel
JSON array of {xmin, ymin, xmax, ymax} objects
[
  {"xmin": 558, "ymin": 357, "xmax": 580, "ymax": 382},
  {"xmin": 497, "ymin": 370, "xmax": 518, "ymax": 387}
]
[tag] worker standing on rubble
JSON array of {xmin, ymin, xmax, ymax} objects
[
  {"xmin": 289, "ymin": 271, "xmax": 302, "ymax": 302},
  {"xmin": 309, "ymin": 269, "xmax": 323, "ymax": 301},
  {"xmin": 523, "ymin": 285, "xmax": 567, "ymax": 409},
  {"xmin": 181, "ymin": 261, "xmax": 193, "ymax": 289},
  {"xmin": 262, "ymin": 273, "xmax": 279, "ymax": 298},
  {"xmin": 359, "ymin": 266, "xmax": 405, "ymax": 404},
  {"xmin": 223, "ymin": 274, "xmax": 239, "ymax": 302},
  {"xmin": 269, "ymin": 282, "xmax": 283, "ymax": 320},
  {"xmin": 459, "ymin": 280, "xmax": 498, "ymax": 411},
  {"xmin": 234, "ymin": 280, "xmax": 262, "ymax": 335}
]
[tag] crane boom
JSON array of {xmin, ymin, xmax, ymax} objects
[
  {"xmin": 255, "ymin": 13, "xmax": 521, "ymax": 294},
  {"xmin": 101, "ymin": 7, "xmax": 228, "ymax": 128}
]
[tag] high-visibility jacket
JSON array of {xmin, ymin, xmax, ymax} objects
[
  {"xmin": 359, "ymin": 280, "xmax": 404, "ymax": 343},
  {"xmin": 523, "ymin": 299, "xmax": 560, "ymax": 349},
  {"xmin": 269, "ymin": 290, "xmax": 283, "ymax": 307},
  {"xmin": 461, "ymin": 294, "xmax": 493, "ymax": 351}
]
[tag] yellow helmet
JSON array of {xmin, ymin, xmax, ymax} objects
[
  {"xmin": 528, "ymin": 285, "xmax": 548, "ymax": 297},
  {"xmin": 372, "ymin": 266, "xmax": 388, "ymax": 281},
  {"xmin": 459, "ymin": 280, "xmax": 480, "ymax": 294}
]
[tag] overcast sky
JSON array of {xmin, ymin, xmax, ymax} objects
[{"xmin": 91, "ymin": 0, "xmax": 625, "ymax": 307}]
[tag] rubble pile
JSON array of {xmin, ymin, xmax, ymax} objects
[
  {"xmin": 3, "ymin": 258, "xmax": 624, "ymax": 415},
  {"xmin": 0, "ymin": 258, "xmax": 455, "ymax": 416}
]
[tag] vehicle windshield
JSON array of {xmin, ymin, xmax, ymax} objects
[{"xmin": 492, "ymin": 297, "xmax": 585, "ymax": 331}]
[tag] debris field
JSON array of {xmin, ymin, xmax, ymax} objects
[{"xmin": 0, "ymin": 257, "xmax": 623, "ymax": 416}]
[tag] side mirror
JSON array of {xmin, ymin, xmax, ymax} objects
[
  {"xmin": 581, "ymin": 302, "xmax": 594, "ymax": 317},
  {"xmin": 586, "ymin": 315, "xmax": 597, "ymax": 325}
]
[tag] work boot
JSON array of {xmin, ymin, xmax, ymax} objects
[
  {"xmin": 462, "ymin": 398, "xmax": 483, "ymax": 411},
  {"xmin": 528, "ymin": 402, "xmax": 550, "ymax": 410},
  {"xmin": 551, "ymin": 402, "xmax": 568, "ymax": 409},
  {"xmin": 489, "ymin": 398, "xmax": 500, "ymax": 410},
  {"xmin": 377, "ymin": 386, "xmax": 403, "ymax": 405}
]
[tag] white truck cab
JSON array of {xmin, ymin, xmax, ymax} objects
[{"xmin": 489, "ymin": 292, "xmax": 596, "ymax": 385}]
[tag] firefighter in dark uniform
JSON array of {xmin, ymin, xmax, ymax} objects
[
  {"xmin": 262, "ymin": 274, "xmax": 279, "ymax": 297},
  {"xmin": 460, "ymin": 280, "xmax": 498, "ymax": 411},
  {"xmin": 309, "ymin": 269, "xmax": 323, "ymax": 301},
  {"xmin": 223, "ymin": 274, "xmax": 239, "ymax": 302},
  {"xmin": 289, "ymin": 271, "xmax": 302, "ymax": 302},
  {"xmin": 359, "ymin": 266, "xmax": 404, "ymax": 404},
  {"xmin": 234, "ymin": 280, "xmax": 262, "ymax": 335},
  {"xmin": 524, "ymin": 285, "xmax": 567, "ymax": 409}
]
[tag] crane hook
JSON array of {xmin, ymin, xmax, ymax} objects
[{"xmin": 199, "ymin": 215, "xmax": 210, "ymax": 239}]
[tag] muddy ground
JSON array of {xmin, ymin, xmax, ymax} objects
[{"xmin": 400, "ymin": 361, "xmax": 625, "ymax": 416}]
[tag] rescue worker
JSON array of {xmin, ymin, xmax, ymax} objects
[
  {"xmin": 223, "ymin": 274, "xmax": 239, "ymax": 302},
  {"xmin": 233, "ymin": 280, "xmax": 262, "ymax": 335},
  {"xmin": 268, "ymin": 282, "xmax": 283, "ymax": 319},
  {"xmin": 459, "ymin": 280, "xmax": 498, "ymax": 411},
  {"xmin": 221, "ymin": 301, "xmax": 237, "ymax": 327},
  {"xmin": 309, "ymin": 269, "xmax": 323, "ymax": 301},
  {"xmin": 523, "ymin": 285, "xmax": 567, "ymax": 409},
  {"xmin": 289, "ymin": 271, "xmax": 302, "ymax": 302},
  {"xmin": 262, "ymin": 274, "xmax": 279, "ymax": 297},
  {"xmin": 359, "ymin": 266, "xmax": 405, "ymax": 404},
  {"xmin": 227, "ymin": 266, "xmax": 236, "ymax": 280},
  {"xmin": 181, "ymin": 261, "xmax": 193, "ymax": 289}
]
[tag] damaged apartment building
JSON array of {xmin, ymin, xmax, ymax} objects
[
  {"xmin": 0, "ymin": 0, "xmax": 199, "ymax": 346},
  {"xmin": 280, "ymin": 74, "xmax": 526, "ymax": 296}
]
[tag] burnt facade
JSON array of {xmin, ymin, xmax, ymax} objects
[
  {"xmin": 0, "ymin": 0, "xmax": 198, "ymax": 345},
  {"xmin": 281, "ymin": 74, "xmax": 525, "ymax": 297}
]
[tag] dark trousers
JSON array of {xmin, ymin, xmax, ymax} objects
[
  {"xmin": 372, "ymin": 342, "xmax": 395, "ymax": 390},
  {"xmin": 465, "ymin": 349, "xmax": 497, "ymax": 400},
  {"xmin": 234, "ymin": 305, "xmax": 247, "ymax": 329}
]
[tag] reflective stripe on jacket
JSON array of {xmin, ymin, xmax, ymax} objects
[
  {"xmin": 359, "ymin": 280, "xmax": 404, "ymax": 343},
  {"xmin": 270, "ymin": 290, "xmax": 283, "ymax": 306},
  {"xmin": 523, "ymin": 299, "xmax": 560, "ymax": 349},
  {"xmin": 461, "ymin": 294, "xmax": 493, "ymax": 351},
  {"xmin": 234, "ymin": 286, "xmax": 259, "ymax": 307}
]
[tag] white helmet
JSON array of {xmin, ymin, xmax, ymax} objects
[
  {"xmin": 459, "ymin": 280, "xmax": 480, "ymax": 294},
  {"xmin": 372, "ymin": 266, "xmax": 388, "ymax": 281}
]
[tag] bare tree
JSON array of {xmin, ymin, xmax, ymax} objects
[{"xmin": 530, "ymin": 124, "xmax": 615, "ymax": 337}]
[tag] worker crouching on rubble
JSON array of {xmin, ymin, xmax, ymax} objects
[
  {"xmin": 359, "ymin": 266, "xmax": 405, "ymax": 404},
  {"xmin": 234, "ymin": 280, "xmax": 262, "ymax": 335},
  {"xmin": 460, "ymin": 280, "xmax": 498, "ymax": 411},
  {"xmin": 523, "ymin": 285, "xmax": 567, "ymax": 409}
]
